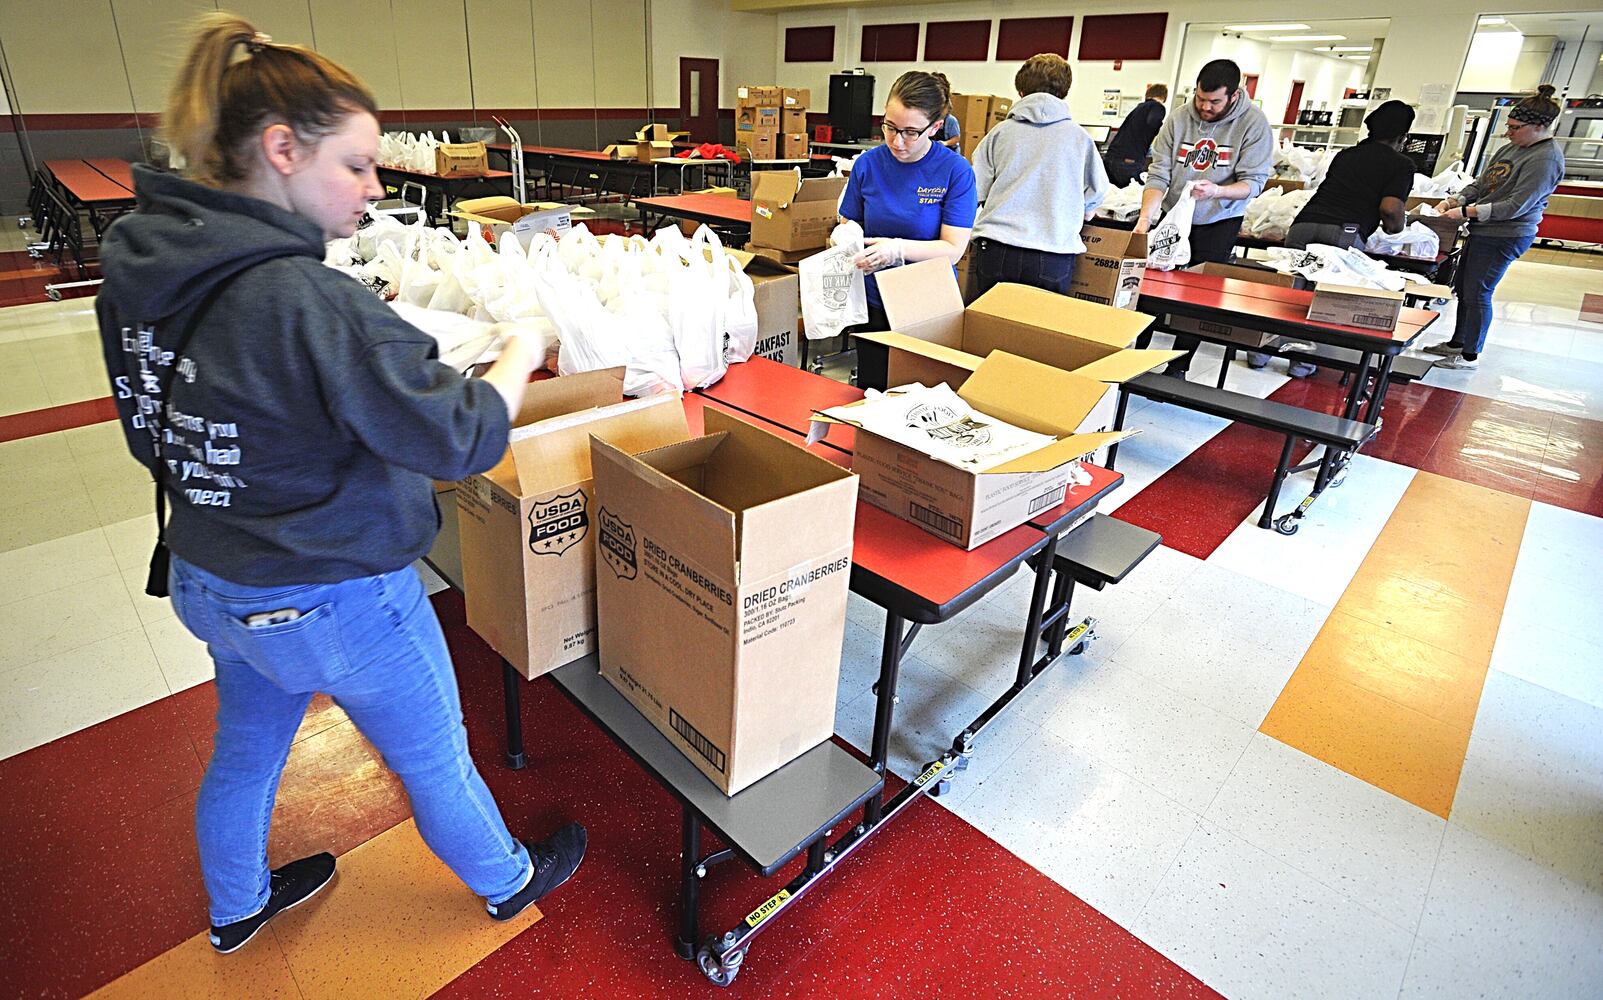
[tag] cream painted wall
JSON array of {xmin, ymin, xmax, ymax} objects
[
  {"xmin": 0, "ymin": 0, "xmax": 135, "ymax": 114},
  {"xmin": 648, "ymin": 0, "xmax": 778, "ymax": 110},
  {"xmin": 1460, "ymin": 31, "xmax": 1555, "ymax": 92}
]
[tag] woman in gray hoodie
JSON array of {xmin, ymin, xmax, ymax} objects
[{"xmin": 970, "ymin": 54, "xmax": 1108, "ymax": 295}]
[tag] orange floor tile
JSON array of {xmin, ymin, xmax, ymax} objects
[{"xmin": 1261, "ymin": 473, "xmax": 1530, "ymax": 817}]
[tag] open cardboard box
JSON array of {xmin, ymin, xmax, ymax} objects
[
  {"xmin": 635, "ymin": 123, "xmax": 689, "ymax": 163},
  {"xmin": 435, "ymin": 141, "xmax": 489, "ymax": 177},
  {"xmin": 813, "ymin": 351, "xmax": 1131, "ymax": 549},
  {"xmin": 456, "ymin": 369, "xmax": 691, "ymax": 680},
  {"xmin": 750, "ymin": 170, "xmax": 846, "ymax": 252},
  {"xmin": 451, "ymin": 197, "xmax": 593, "ymax": 245},
  {"xmin": 591, "ymin": 408, "xmax": 858, "ymax": 794}
]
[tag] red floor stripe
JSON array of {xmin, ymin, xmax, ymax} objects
[
  {"xmin": 0, "ymin": 589, "xmax": 1218, "ymax": 998},
  {"xmin": 0, "ymin": 395, "xmax": 119, "ymax": 443}
]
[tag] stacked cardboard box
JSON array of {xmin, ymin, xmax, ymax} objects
[
  {"xmin": 950, "ymin": 93, "xmax": 1014, "ymax": 159},
  {"xmin": 738, "ymin": 85, "xmax": 810, "ymax": 162}
]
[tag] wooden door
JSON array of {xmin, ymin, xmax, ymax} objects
[
  {"xmin": 679, "ymin": 58, "xmax": 720, "ymax": 144},
  {"xmin": 1284, "ymin": 80, "xmax": 1306, "ymax": 124}
]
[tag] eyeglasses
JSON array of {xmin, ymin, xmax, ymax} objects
[{"xmin": 880, "ymin": 121, "xmax": 933, "ymax": 141}]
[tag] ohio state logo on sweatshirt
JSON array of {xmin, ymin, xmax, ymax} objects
[{"xmin": 1179, "ymin": 138, "xmax": 1233, "ymax": 172}]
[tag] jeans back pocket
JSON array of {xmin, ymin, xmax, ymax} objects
[{"xmin": 223, "ymin": 603, "xmax": 353, "ymax": 694}]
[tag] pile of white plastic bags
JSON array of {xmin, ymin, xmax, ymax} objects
[
  {"xmin": 326, "ymin": 212, "xmax": 756, "ymax": 396},
  {"xmin": 377, "ymin": 131, "xmax": 446, "ymax": 174}
]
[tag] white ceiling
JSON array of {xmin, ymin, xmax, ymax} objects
[
  {"xmin": 1485, "ymin": 11, "xmax": 1603, "ymax": 42},
  {"xmin": 1189, "ymin": 19, "xmax": 1391, "ymax": 57}
]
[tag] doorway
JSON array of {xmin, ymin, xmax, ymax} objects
[
  {"xmin": 679, "ymin": 58, "xmax": 720, "ymax": 144},
  {"xmin": 1284, "ymin": 81, "xmax": 1306, "ymax": 124}
]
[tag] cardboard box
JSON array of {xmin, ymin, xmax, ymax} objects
[
  {"xmin": 782, "ymin": 109, "xmax": 807, "ymax": 133},
  {"xmin": 591, "ymin": 408, "xmax": 858, "ymax": 794},
  {"xmin": 1306, "ymin": 283, "xmax": 1405, "ymax": 332},
  {"xmin": 856, "ymin": 258, "xmax": 1176, "ymax": 473},
  {"xmin": 781, "ymin": 87, "xmax": 811, "ymax": 109},
  {"xmin": 782, "ymin": 133, "xmax": 809, "ymax": 159},
  {"xmin": 456, "ymin": 370, "xmax": 690, "ymax": 680},
  {"xmin": 435, "ymin": 141, "xmax": 489, "ymax": 177},
  {"xmin": 1264, "ymin": 177, "xmax": 1307, "ymax": 193},
  {"xmin": 745, "ymin": 131, "xmax": 777, "ymax": 161},
  {"xmin": 750, "ymin": 171, "xmax": 847, "ymax": 252},
  {"xmin": 451, "ymin": 197, "xmax": 585, "ymax": 246},
  {"xmin": 749, "ymin": 106, "xmax": 781, "ymax": 131},
  {"xmin": 635, "ymin": 123, "xmax": 689, "ymax": 163},
  {"xmin": 1071, "ymin": 226, "xmax": 1150, "ymax": 310},
  {"xmin": 744, "ymin": 242, "xmax": 814, "ymax": 266},
  {"xmin": 818, "ymin": 352, "xmax": 1131, "ymax": 549},
  {"xmin": 601, "ymin": 143, "xmax": 634, "ymax": 159},
  {"xmin": 988, "ymin": 97, "xmax": 1014, "ymax": 126},
  {"xmin": 732, "ymin": 250, "xmax": 801, "ymax": 367},
  {"xmin": 742, "ymin": 85, "xmax": 783, "ymax": 106},
  {"xmin": 951, "ymin": 94, "xmax": 991, "ymax": 131},
  {"xmin": 1404, "ymin": 195, "xmax": 1440, "ymax": 213},
  {"xmin": 1407, "ymin": 211, "xmax": 1464, "ymax": 252}
]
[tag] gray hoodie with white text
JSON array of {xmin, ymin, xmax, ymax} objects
[{"xmin": 1144, "ymin": 94, "xmax": 1274, "ymax": 227}]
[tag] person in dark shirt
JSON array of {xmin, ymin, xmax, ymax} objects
[
  {"xmin": 96, "ymin": 13, "xmax": 586, "ymax": 956},
  {"xmin": 1103, "ymin": 83, "xmax": 1168, "ymax": 187},
  {"xmin": 1248, "ymin": 100, "xmax": 1417, "ymax": 375}
]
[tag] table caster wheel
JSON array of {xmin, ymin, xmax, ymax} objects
[
  {"xmin": 1330, "ymin": 473, "xmax": 1346, "ymax": 489},
  {"xmin": 1069, "ymin": 640, "xmax": 1088, "ymax": 655},
  {"xmin": 698, "ymin": 943, "xmax": 744, "ymax": 987},
  {"xmin": 930, "ymin": 777, "xmax": 952, "ymax": 797},
  {"xmin": 1274, "ymin": 514, "xmax": 1300, "ymax": 536}
]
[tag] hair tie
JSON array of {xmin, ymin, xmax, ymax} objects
[{"xmin": 246, "ymin": 32, "xmax": 272, "ymax": 54}]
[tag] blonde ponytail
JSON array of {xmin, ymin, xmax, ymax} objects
[{"xmin": 162, "ymin": 11, "xmax": 378, "ymax": 187}]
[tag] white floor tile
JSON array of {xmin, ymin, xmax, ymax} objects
[
  {"xmin": 0, "ymin": 572, "xmax": 143, "ymax": 673},
  {"xmin": 412, "ymin": 559, "xmax": 449, "ymax": 596},
  {"xmin": 1133, "ymin": 820, "xmax": 1414, "ymax": 1000},
  {"xmin": 1407, "ymin": 822, "xmax": 1603, "ymax": 999},
  {"xmin": 1496, "ymin": 500, "xmax": 1603, "ymax": 657},
  {"xmin": 1023, "ymin": 658, "xmax": 1256, "ymax": 814},
  {"xmin": 1105, "ymin": 561, "xmax": 1330, "ymax": 728},
  {"xmin": 1205, "ymin": 733, "xmax": 1446, "ymax": 930},
  {"xmin": 0, "ymin": 524, "xmax": 119, "ymax": 605},
  {"xmin": 1208, "ymin": 455, "xmax": 1418, "ymax": 607},
  {"xmin": 0, "ymin": 629, "xmax": 170, "ymax": 759},
  {"xmin": 954, "ymin": 725, "xmax": 1199, "ymax": 929},
  {"xmin": 121, "ymin": 565, "xmax": 177, "ymax": 625},
  {"xmin": 144, "ymin": 616, "xmax": 215, "ymax": 692},
  {"xmin": 102, "ymin": 513, "xmax": 158, "ymax": 573},
  {"xmin": 1451, "ymin": 671, "xmax": 1603, "ymax": 892}
]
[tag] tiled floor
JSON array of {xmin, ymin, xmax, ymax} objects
[{"xmin": 1, "ymin": 225, "xmax": 1600, "ymax": 999}]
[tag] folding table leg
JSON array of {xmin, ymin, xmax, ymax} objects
[
  {"xmin": 502, "ymin": 657, "xmax": 527, "ymax": 770},
  {"xmin": 1260, "ymin": 435, "xmax": 1297, "ymax": 529},
  {"xmin": 1105, "ymin": 389, "xmax": 1131, "ymax": 471},
  {"xmin": 863, "ymin": 611, "xmax": 906, "ymax": 826},
  {"xmin": 676, "ymin": 810, "xmax": 703, "ymax": 960}
]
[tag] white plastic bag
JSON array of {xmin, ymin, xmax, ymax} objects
[
  {"xmin": 1360, "ymin": 222, "xmax": 1440, "ymax": 260},
  {"xmin": 661, "ymin": 226, "xmax": 730, "ymax": 389},
  {"xmin": 799, "ymin": 221, "xmax": 867, "ymax": 341},
  {"xmin": 722, "ymin": 255, "xmax": 760, "ymax": 364},
  {"xmin": 1147, "ymin": 182, "xmax": 1196, "ymax": 271}
]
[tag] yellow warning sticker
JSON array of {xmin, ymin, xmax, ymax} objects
[
  {"xmin": 913, "ymin": 759, "xmax": 948, "ymax": 787},
  {"xmin": 744, "ymin": 888, "xmax": 791, "ymax": 929}
]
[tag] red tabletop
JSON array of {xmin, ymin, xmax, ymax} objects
[
  {"xmin": 85, "ymin": 158, "xmax": 135, "ymax": 190},
  {"xmin": 701, "ymin": 356, "xmax": 864, "ymax": 449},
  {"xmin": 635, "ymin": 194, "xmax": 753, "ymax": 225},
  {"xmin": 1141, "ymin": 269, "xmax": 1436, "ymax": 345},
  {"xmin": 45, "ymin": 159, "xmax": 135, "ymax": 204}
]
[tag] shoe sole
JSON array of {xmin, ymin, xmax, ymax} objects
[
  {"xmin": 490, "ymin": 846, "xmax": 586, "ymax": 922},
  {"xmin": 211, "ymin": 869, "xmax": 337, "ymax": 955}
]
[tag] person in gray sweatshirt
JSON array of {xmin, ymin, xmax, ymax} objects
[
  {"xmin": 1426, "ymin": 85, "xmax": 1566, "ymax": 371},
  {"xmin": 1135, "ymin": 59, "xmax": 1274, "ymax": 376},
  {"xmin": 970, "ymin": 53, "xmax": 1108, "ymax": 295}
]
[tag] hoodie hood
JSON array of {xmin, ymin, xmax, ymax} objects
[
  {"xmin": 1184, "ymin": 91, "xmax": 1255, "ymax": 129},
  {"xmin": 1007, "ymin": 92, "xmax": 1073, "ymax": 126},
  {"xmin": 100, "ymin": 164, "xmax": 324, "ymax": 321}
]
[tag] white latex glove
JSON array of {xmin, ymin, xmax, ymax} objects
[{"xmin": 855, "ymin": 237, "xmax": 905, "ymax": 272}]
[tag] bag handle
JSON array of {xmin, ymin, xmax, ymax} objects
[{"xmin": 140, "ymin": 278, "xmax": 238, "ymax": 598}]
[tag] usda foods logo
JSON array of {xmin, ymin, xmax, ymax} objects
[
  {"xmin": 528, "ymin": 489, "xmax": 589, "ymax": 557},
  {"xmin": 598, "ymin": 507, "xmax": 637, "ymax": 580}
]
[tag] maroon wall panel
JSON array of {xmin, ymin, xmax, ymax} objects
[
  {"xmin": 1078, "ymin": 13, "xmax": 1168, "ymax": 61},
  {"xmin": 996, "ymin": 16, "xmax": 1073, "ymax": 60},
  {"xmin": 785, "ymin": 26, "xmax": 835, "ymax": 63},
  {"xmin": 923, "ymin": 19, "xmax": 992, "ymax": 61},
  {"xmin": 861, "ymin": 23, "xmax": 920, "ymax": 62}
]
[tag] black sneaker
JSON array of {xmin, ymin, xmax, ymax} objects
[
  {"xmin": 209, "ymin": 852, "xmax": 337, "ymax": 954},
  {"xmin": 486, "ymin": 822, "xmax": 587, "ymax": 921}
]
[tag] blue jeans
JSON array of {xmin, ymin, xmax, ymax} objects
[
  {"xmin": 973, "ymin": 238, "xmax": 1079, "ymax": 296},
  {"xmin": 1452, "ymin": 232, "xmax": 1534, "ymax": 357},
  {"xmin": 171, "ymin": 557, "xmax": 531, "ymax": 924}
]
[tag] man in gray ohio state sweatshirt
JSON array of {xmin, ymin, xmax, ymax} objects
[{"xmin": 1137, "ymin": 58, "xmax": 1274, "ymax": 375}]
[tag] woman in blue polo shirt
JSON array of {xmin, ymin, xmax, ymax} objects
[{"xmin": 840, "ymin": 71, "xmax": 977, "ymax": 389}]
